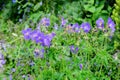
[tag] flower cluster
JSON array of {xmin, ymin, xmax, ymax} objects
[
  {"xmin": 0, "ymin": 53, "xmax": 6, "ymax": 68},
  {"xmin": 95, "ymin": 17, "xmax": 116, "ymax": 38},
  {"xmin": 22, "ymin": 28, "xmax": 55, "ymax": 47},
  {"xmin": 65, "ymin": 23, "xmax": 81, "ymax": 33},
  {"xmin": 96, "ymin": 17, "xmax": 116, "ymax": 33},
  {"xmin": 65, "ymin": 22, "xmax": 91, "ymax": 33},
  {"xmin": 64, "ymin": 17, "xmax": 115, "ymax": 34}
]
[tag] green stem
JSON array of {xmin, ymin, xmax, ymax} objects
[{"xmin": 8, "ymin": 35, "xmax": 23, "ymax": 44}]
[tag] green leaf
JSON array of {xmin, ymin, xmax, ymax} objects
[
  {"xmin": 101, "ymin": 10, "xmax": 108, "ymax": 14},
  {"xmin": 22, "ymin": 2, "xmax": 33, "ymax": 8},
  {"xmin": 84, "ymin": 5, "xmax": 95, "ymax": 13},
  {"xmin": 84, "ymin": 0, "xmax": 94, "ymax": 5},
  {"xmin": 96, "ymin": 4, "xmax": 104, "ymax": 12},
  {"xmin": 33, "ymin": 3, "xmax": 41, "ymax": 11}
]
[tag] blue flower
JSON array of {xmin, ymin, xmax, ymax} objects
[
  {"xmin": 79, "ymin": 64, "xmax": 83, "ymax": 70},
  {"xmin": 70, "ymin": 45, "xmax": 79, "ymax": 54},
  {"xmin": 0, "ymin": 53, "xmax": 6, "ymax": 68},
  {"xmin": 40, "ymin": 17, "xmax": 50, "ymax": 26},
  {"xmin": 72, "ymin": 23, "xmax": 80, "ymax": 33},
  {"xmin": 35, "ymin": 32, "xmax": 44, "ymax": 44},
  {"xmin": 11, "ymin": 68, "xmax": 16, "ymax": 72},
  {"xmin": 30, "ymin": 30, "xmax": 40, "ymax": 41},
  {"xmin": 9, "ymin": 74, "xmax": 12, "ymax": 80},
  {"xmin": 53, "ymin": 23, "xmax": 58, "ymax": 30},
  {"xmin": 81, "ymin": 22, "xmax": 91, "ymax": 33},
  {"xmin": 107, "ymin": 17, "xmax": 116, "ymax": 33},
  {"xmin": 22, "ymin": 28, "xmax": 32, "ymax": 40},
  {"xmin": 41, "ymin": 32, "xmax": 55, "ymax": 47},
  {"xmin": 96, "ymin": 18, "xmax": 104, "ymax": 30},
  {"xmin": 41, "ymin": 35, "xmax": 51, "ymax": 47},
  {"xmin": 0, "ymin": 53, "xmax": 4, "ymax": 59},
  {"xmin": 34, "ymin": 48, "xmax": 45, "ymax": 58},
  {"xmin": 61, "ymin": 17, "xmax": 67, "ymax": 27}
]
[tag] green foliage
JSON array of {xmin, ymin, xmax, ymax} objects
[
  {"xmin": 0, "ymin": 0, "xmax": 68, "ymax": 22},
  {"xmin": 112, "ymin": 0, "xmax": 120, "ymax": 30},
  {"xmin": 0, "ymin": 16, "xmax": 119, "ymax": 79},
  {"xmin": 0, "ymin": 0, "xmax": 119, "ymax": 80},
  {"xmin": 111, "ymin": 0, "xmax": 120, "ymax": 50},
  {"xmin": 59, "ymin": 0, "xmax": 113, "ymax": 25},
  {"xmin": 0, "ymin": 0, "xmax": 114, "ymax": 23}
]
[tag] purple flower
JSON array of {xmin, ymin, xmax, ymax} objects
[
  {"xmin": 0, "ymin": 53, "xmax": 6, "ymax": 68},
  {"xmin": 35, "ymin": 32, "xmax": 44, "ymax": 43},
  {"xmin": 61, "ymin": 18, "xmax": 67, "ymax": 26},
  {"xmin": 81, "ymin": 22, "xmax": 91, "ymax": 33},
  {"xmin": 96, "ymin": 18, "xmax": 104, "ymax": 30},
  {"xmin": 1, "ymin": 60, "xmax": 6, "ymax": 64},
  {"xmin": 70, "ymin": 45, "xmax": 79, "ymax": 54},
  {"xmin": 70, "ymin": 45, "xmax": 74, "ymax": 53},
  {"xmin": 34, "ymin": 48, "xmax": 40, "ymax": 57},
  {"xmin": 107, "ymin": 17, "xmax": 116, "ymax": 33},
  {"xmin": 34, "ymin": 32, "xmax": 55, "ymax": 47},
  {"xmin": 53, "ymin": 23, "xmax": 58, "ymax": 30},
  {"xmin": 40, "ymin": 17, "xmax": 50, "ymax": 26},
  {"xmin": 0, "ymin": 53, "xmax": 4, "ymax": 59},
  {"xmin": 22, "ymin": 28, "xmax": 32, "ymax": 40},
  {"xmin": 9, "ymin": 74, "xmax": 12, "ymax": 80},
  {"xmin": 72, "ymin": 23, "xmax": 80, "ymax": 33},
  {"xmin": 0, "ymin": 60, "xmax": 6, "ymax": 68},
  {"xmin": 22, "ymin": 75, "xmax": 26, "ymax": 78},
  {"xmin": 41, "ymin": 32, "xmax": 55, "ymax": 47},
  {"xmin": 47, "ymin": 32, "xmax": 56, "ymax": 41},
  {"xmin": 40, "ymin": 48, "xmax": 45, "ymax": 58},
  {"xmin": 79, "ymin": 64, "xmax": 83, "ymax": 70},
  {"xmin": 30, "ymin": 30, "xmax": 40, "ymax": 41},
  {"xmin": 11, "ymin": 68, "xmax": 16, "ymax": 72},
  {"xmin": 41, "ymin": 36, "xmax": 51, "ymax": 47},
  {"xmin": 34, "ymin": 48, "xmax": 45, "ymax": 58}
]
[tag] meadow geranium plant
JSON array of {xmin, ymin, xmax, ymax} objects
[{"xmin": 2, "ymin": 17, "xmax": 119, "ymax": 80}]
